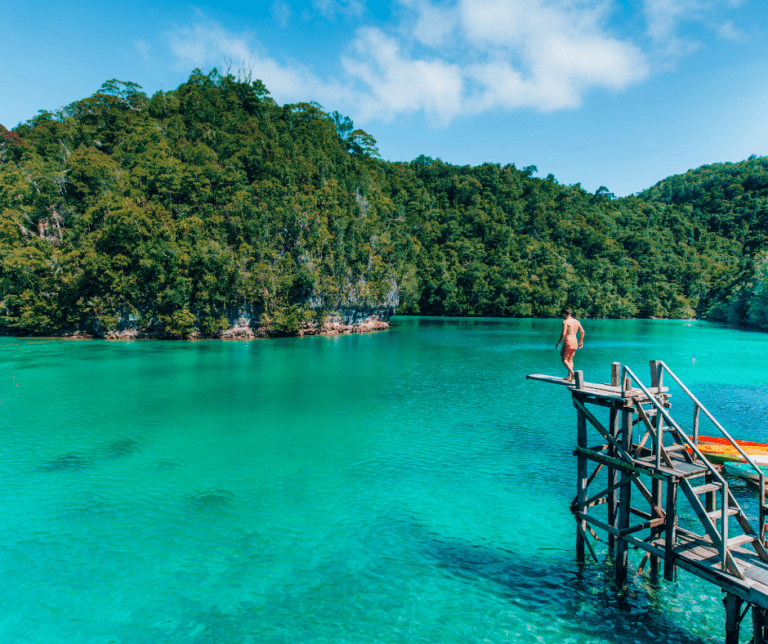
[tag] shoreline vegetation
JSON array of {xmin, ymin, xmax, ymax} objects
[{"xmin": 2, "ymin": 70, "xmax": 768, "ymax": 340}]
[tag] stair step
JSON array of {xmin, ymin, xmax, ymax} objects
[
  {"xmin": 691, "ymin": 483, "xmax": 721, "ymax": 495},
  {"xmin": 728, "ymin": 534, "xmax": 757, "ymax": 548},
  {"xmin": 707, "ymin": 508, "xmax": 740, "ymax": 520},
  {"xmin": 664, "ymin": 444, "xmax": 689, "ymax": 453}
]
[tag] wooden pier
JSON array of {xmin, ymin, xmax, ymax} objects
[{"xmin": 528, "ymin": 361, "xmax": 768, "ymax": 644}]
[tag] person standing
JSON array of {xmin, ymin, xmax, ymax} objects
[{"xmin": 555, "ymin": 308, "xmax": 585, "ymax": 381}]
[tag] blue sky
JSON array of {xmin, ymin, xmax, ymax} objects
[{"xmin": 2, "ymin": 0, "xmax": 767, "ymax": 196}]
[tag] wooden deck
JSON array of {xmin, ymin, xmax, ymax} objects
[{"xmin": 529, "ymin": 361, "xmax": 768, "ymax": 642}]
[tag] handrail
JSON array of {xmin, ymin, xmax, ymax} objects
[
  {"xmin": 621, "ymin": 364, "xmax": 731, "ymax": 569},
  {"xmin": 657, "ymin": 361, "xmax": 766, "ymax": 504},
  {"xmin": 621, "ymin": 365, "xmax": 726, "ymax": 485}
]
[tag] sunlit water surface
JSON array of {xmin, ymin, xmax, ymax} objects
[{"xmin": 2, "ymin": 318, "xmax": 768, "ymax": 643}]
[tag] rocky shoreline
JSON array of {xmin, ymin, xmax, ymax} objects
[{"xmin": 0, "ymin": 306, "xmax": 395, "ymax": 340}]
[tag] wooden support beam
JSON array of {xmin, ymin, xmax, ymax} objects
[
  {"xmin": 616, "ymin": 408, "xmax": 633, "ymax": 587},
  {"xmin": 724, "ymin": 593, "xmax": 743, "ymax": 644},
  {"xmin": 577, "ymin": 474, "xmax": 638, "ymax": 512},
  {"xmin": 651, "ymin": 477, "xmax": 662, "ymax": 577},
  {"xmin": 609, "ymin": 365, "xmax": 620, "ymax": 557},
  {"xmin": 665, "ymin": 477, "xmax": 677, "ymax": 582},
  {"xmin": 576, "ymin": 407, "xmax": 588, "ymax": 563},
  {"xmin": 620, "ymin": 517, "xmax": 665, "ymax": 537},
  {"xmin": 754, "ymin": 606, "xmax": 766, "ymax": 644},
  {"xmin": 573, "ymin": 397, "xmax": 634, "ymax": 463}
]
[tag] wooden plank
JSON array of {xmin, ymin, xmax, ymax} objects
[{"xmin": 526, "ymin": 374, "xmax": 575, "ymax": 387}]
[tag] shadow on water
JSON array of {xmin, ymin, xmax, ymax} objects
[
  {"xmin": 104, "ymin": 437, "xmax": 142, "ymax": 458},
  {"xmin": 420, "ymin": 533, "xmax": 709, "ymax": 644},
  {"xmin": 185, "ymin": 489, "xmax": 235, "ymax": 510},
  {"xmin": 38, "ymin": 453, "xmax": 92, "ymax": 471}
]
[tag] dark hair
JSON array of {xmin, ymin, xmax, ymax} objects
[{"xmin": 561, "ymin": 307, "xmax": 572, "ymax": 317}]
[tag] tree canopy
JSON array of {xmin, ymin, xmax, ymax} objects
[{"xmin": 0, "ymin": 70, "xmax": 763, "ymax": 337}]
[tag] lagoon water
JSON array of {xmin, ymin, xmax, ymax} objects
[{"xmin": 2, "ymin": 318, "xmax": 768, "ymax": 643}]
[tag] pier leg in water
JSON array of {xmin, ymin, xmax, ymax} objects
[
  {"xmin": 576, "ymin": 386, "xmax": 587, "ymax": 563},
  {"xmin": 615, "ymin": 407, "xmax": 633, "ymax": 586},
  {"xmin": 754, "ymin": 606, "xmax": 766, "ymax": 644},
  {"xmin": 724, "ymin": 593, "xmax": 743, "ymax": 644},
  {"xmin": 649, "ymin": 361, "xmax": 662, "ymax": 578},
  {"xmin": 608, "ymin": 362, "xmax": 621, "ymax": 557}
]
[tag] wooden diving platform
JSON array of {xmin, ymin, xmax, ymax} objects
[{"xmin": 528, "ymin": 361, "xmax": 768, "ymax": 644}]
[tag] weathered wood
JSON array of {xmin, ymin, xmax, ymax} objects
[
  {"xmin": 693, "ymin": 404, "xmax": 700, "ymax": 445},
  {"xmin": 724, "ymin": 592, "xmax": 743, "ymax": 644},
  {"xmin": 577, "ymin": 474, "xmax": 637, "ymax": 511},
  {"xmin": 573, "ymin": 397, "xmax": 634, "ymax": 463},
  {"xmin": 620, "ymin": 517, "xmax": 665, "ymax": 536},
  {"xmin": 616, "ymin": 408, "xmax": 633, "ymax": 586},
  {"xmin": 665, "ymin": 478, "xmax": 677, "ymax": 581},
  {"xmin": 576, "ymin": 522, "xmax": 599, "ymax": 563},
  {"xmin": 538, "ymin": 358, "xmax": 768, "ymax": 632},
  {"xmin": 574, "ymin": 370, "xmax": 584, "ymax": 389},
  {"xmin": 608, "ymin": 397, "xmax": 620, "ymax": 554},
  {"xmin": 650, "ymin": 360, "xmax": 660, "ymax": 388},
  {"xmin": 576, "ymin": 512, "xmax": 665, "ymax": 559},
  {"xmin": 754, "ymin": 606, "xmax": 766, "ymax": 644},
  {"xmin": 651, "ymin": 477, "xmax": 662, "ymax": 576}
]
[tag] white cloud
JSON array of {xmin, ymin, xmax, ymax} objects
[
  {"xmin": 716, "ymin": 19, "xmax": 746, "ymax": 40},
  {"xmin": 342, "ymin": 28, "xmax": 465, "ymax": 124},
  {"xmin": 134, "ymin": 40, "xmax": 151, "ymax": 60},
  {"xmin": 641, "ymin": 0, "xmax": 749, "ymax": 56},
  {"xmin": 163, "ymin": 0, "xmax": 748, "ymax": 126},
  {"xmin": 311, "ymin": 0, "xmax": 365, "ymax": 19},
  {"xmin": 271, "ymin": 0, "xmax": 292, "ymax": 28},
  {"xmin": 165, "ymin": 20, "xmax": 353, "ymax": 107},
  {"xmin": 343, "ymin": 0, "xmax": 649, "ymax": 120}
]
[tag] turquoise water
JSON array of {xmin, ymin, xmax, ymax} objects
[{"xmin": 2, "ymin": 318, "xmax": 768, "ymax": 643}]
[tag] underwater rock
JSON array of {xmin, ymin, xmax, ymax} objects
[
  {"xmin": 185, "ymin": 489, "xmax": 234, "ymax": 508},
  {"xmin": 40, "ymin": 453, "xmax": 91, "ymax": 471}
]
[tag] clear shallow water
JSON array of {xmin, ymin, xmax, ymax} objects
[{"xmin": 1, "ymin": 318, "xmax": 767, "ymax": 643}]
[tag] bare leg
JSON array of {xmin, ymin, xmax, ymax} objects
[{"xmin": 561, "ymin": 353, "xmax": 574, "ymax": 380}]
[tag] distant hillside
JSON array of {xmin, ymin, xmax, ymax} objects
[
  {"xmin": 638, "ymin": 157, "xmax": 768, "ymax": 326},
  {"xmin": 0, "ymin": 69, "xmax": 763, "ymax": 337}
]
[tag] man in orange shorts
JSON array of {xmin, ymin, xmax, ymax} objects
[{"xmin": 555, "ymin": 307, "xmax": 585, "ymax": 381}]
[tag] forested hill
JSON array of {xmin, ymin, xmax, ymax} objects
[{"xmin": 0, "ymin": 70, "xmax": 764, "ymax": 338}]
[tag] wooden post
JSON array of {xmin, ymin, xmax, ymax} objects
[
  {"xmin": 724, "ymin": 593, "xmax": 743, "ymax": 644},
  {"xmin": 647, "ymin": 360, "xmax": 663, "ymax": 577},
  {"xmin": 754, "ymin": 605, "xmax": 766, "ymax": 644},
  {"xmin": 665, "ymin": 477, "xmax": 677, "ymax": 582},
  {"xmin": 608, "ymin": 363, "xmax": 621, "ymax": 556},
  {"xmin": 616, "ymin": 408, "xmax": 633, "ymax": 586},
  {"xmin": 574, "ymin": 370, "xmax": 584, "ymax": 390},
  {"xmin": 576, "ymin": 402, "xmax": 588, "ymax": 563},
  {"xmin": 650, "ymin": 360, "xmax": 660, "ymax": 388},
  {"xmin": 693, "ymin": 404, "xmax": 700, "ymax": 446}
]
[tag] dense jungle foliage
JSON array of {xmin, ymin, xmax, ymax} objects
[{"xmin": 0, "ymin": 69, "xmax": 765, "ymax": 337}]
